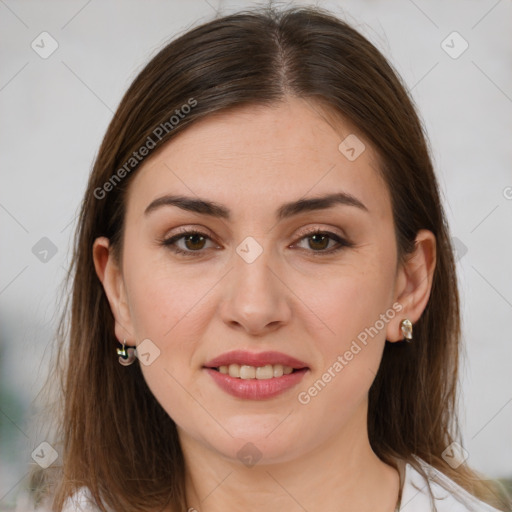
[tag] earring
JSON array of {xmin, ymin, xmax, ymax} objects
[
  {"xmin": 116, "ymin": 339, "xmax": 137, "ymax": 366},
  {"xmin": 400, "ymin": 319, "xmax": 413, "ymax": 342}
]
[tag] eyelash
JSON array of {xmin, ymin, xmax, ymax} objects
[{"xmin": 159, "ymin": 227, "xmax": 354, "ymax": 258}]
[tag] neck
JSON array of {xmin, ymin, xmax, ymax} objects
[{"xmin": 179, "ymin": 400, "xmax": 400, "ymax": 512}]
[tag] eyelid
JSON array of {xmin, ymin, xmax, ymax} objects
[
  {"xmin": 290, "ymin": 228, "xmax": 353, "ymax": 256},
  {"xmin": 162, "ymin": 224, "xmax": 346, "ymax": 242},
  {"xmin": 293, "ymin": 225, "xmax": 346, "ymax": 240},
  {"xmin": 161, "ymin": 225, "xmax": 218, "ymax": 245},
  {"xmin": 168, "ymin": 225, "xmax": 215, "ymax": 238}
]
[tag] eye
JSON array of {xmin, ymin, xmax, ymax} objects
[
  {"xmin": 160, "ymin": 229, "xmax": 217, "ymax": 257},
  {"xmin": 159, "ymin": 228, "xmax": 354, "ymax": 257},
  {"xmin": 292, "ymin": 229, "xmax": 354, "ymax": 256}
]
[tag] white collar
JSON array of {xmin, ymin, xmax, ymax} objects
[{"xmin": 398, "ymin": 456, "xmax": 504, "ymax": 512}]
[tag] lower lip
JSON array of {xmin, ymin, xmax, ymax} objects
[{"xmin": 204, "ymin": 368, "xmax": 308, "ymax": 400}]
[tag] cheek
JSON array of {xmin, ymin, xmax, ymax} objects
[
  {"xmin": 124, "ymin": 246, "xmax": 204, "ymax": 341},
  {"xmin": 122, "ymin": 246, "xmax": 225, "ymax": 381},
  {"xmin": 315, "ymin": 260, "xmax": 394, "ymax": 344},
  {"xmin": 306, "ymin": 258, "xmax": 395, "ymax": 397},
  {"xmin": 295, "ymin": 279, "xmax": 392, "ymax": 434},
  {"xmin": 122, "ymin": 252, "xmax": 207, "ymax": 424}
]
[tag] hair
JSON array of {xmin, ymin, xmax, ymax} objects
[{"xmin": 28, "ymin": 5, "xmax": 510, "ymax": 512}]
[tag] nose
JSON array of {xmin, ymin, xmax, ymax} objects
[{"xmin": 218, "ymin": 242, "xmax": 292, "ymax": 336}]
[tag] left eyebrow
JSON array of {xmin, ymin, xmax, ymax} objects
[{"xmin": 143, "ymin": 192, "xmax": 369, "ymax": 220}]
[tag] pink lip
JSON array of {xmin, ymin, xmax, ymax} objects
[
  {"xmin": 203, "ymin": 350, "xmax": 309, "ymax": 369},
  {"xmin": 204, "ymin": 367, "xmax": 309, "ymax": 400}
]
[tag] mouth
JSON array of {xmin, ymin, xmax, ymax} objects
[{"xmin": 202, "ymin": 350, "xmax": 309, "ymax": 399}]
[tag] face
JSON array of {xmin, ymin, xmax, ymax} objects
[{"xmin": 98, "ymin": 96, "xmax": 406, "ymax": 465}]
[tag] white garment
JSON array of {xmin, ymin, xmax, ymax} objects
[
  {"xmin": 398, "ymin": 456, "xmax": 505, "ymax": 512},
  {"xmin": 44, "ymin": 457, "xmax": 504, "ymax": 512}
]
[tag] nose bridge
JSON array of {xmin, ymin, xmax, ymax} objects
[
  {"xmin": 233, "ymin": 234, "xmax": 277, "ymax": 300},
  {"xmin": 221, "ymin": 234, "xmax": 290, "ymax": 333}
]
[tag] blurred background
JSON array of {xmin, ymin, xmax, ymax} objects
[{"xmin": 1, "ymin": 0, "xmax": 511, "ymax": 509}]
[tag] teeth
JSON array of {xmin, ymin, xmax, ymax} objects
[
  {"xmin": 228, "ymin": 364, "xmax": 239, "ymax": 378},
  {"xmin": 273, "ymin": 365, "xmax": 283, "ymax": 378},
  {"xmin": 217, "ymin": 363, "xmax": 296, "ymax": 379},
  {"xmin": 240, "ymin": 365, "xmax": 256, "ymax": 379},
  {"xmin": 283, "ymin": 366, "xmax": 293, "ymax": 375}
]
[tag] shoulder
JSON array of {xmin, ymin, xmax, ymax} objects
[
  {"xmin": 61, "ymin": 487, "xmax": 103, "ymax": 512},
  {"xmin": 8, "ymin": 487, "xmax": 103, "ymax": 512},
  {"xmin": 400, "ymin": 456, "xmax": 505, "ymax": 512}
]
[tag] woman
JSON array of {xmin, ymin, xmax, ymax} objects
[{"xmin": 30, "ymin": 5, "xmax": 510, "ymax": 512}]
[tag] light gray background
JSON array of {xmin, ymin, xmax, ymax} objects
[{"xmin": 1, "ymin": 0, "xmax": 511, "ymax": 508}]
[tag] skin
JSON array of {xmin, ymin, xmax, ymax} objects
[{"xmin": 93, "ymin": 96, "xmax": 436, "ymax": 512}]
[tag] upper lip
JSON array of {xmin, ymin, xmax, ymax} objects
[{"xmin": 203, "ymin": 350, "xmax": 309, "ymax": 369}]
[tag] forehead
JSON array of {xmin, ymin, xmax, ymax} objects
[{"xmin": 125, "ymin": 97, "xmax": 391, "ymax": 223}]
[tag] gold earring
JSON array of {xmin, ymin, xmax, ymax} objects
[
  {"xmin": 116, "ymin": 339, "xmax": 137, "ymax": 366},
  {"xmin": 400, "ymin": 319, "xmax": 413, "ymax": 342}
]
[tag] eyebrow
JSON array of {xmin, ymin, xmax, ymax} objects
[{"xmin": 144, "ymin": 192, "xmax": 368, "ymax": 221}]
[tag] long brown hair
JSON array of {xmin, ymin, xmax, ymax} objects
[{"xmin": 30, "ymin": 5, "xmax": 510, "ymax": 512}]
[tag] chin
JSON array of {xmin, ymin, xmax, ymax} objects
[{"xmin": 199, "ymin": 422, "xmax": 305, "ymax": 466}]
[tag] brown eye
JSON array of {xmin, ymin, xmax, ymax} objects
[
  {"xmin": 161, "ymin": 230, "xmax": 216, "ymax": 256},
  {"xmin": 182, "ymin": 233, "xmax": 207, "ymax": 251},
  {"xmin": 307, "ymin": 233, "xmax": 331, "ymax": 251},
  {"xmin": 293, "ymin": 230, "xmax": 354, "ymax": 256}
]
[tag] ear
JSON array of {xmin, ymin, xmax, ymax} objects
[
  {"xmin": 92, "ymin": 236, "xmax": 136, "ymax": 345},
  {"xmin": 386, "ymin": 229, "xmax": 437, "ymax": 342}
]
